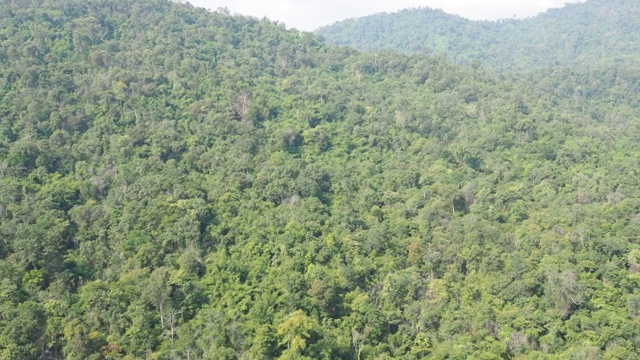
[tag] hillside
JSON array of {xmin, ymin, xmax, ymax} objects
[
  {"xmin": 1, "ymin": 0, "xmax": 640, "ymax": 359},
  {"xmin": 316, "ymin": 0, "xmax": 640, "ymax": 72}
]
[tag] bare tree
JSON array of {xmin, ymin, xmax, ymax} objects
[{"xmin": 233, "ymin": 91, "xmax": 252, "ymax": 123}]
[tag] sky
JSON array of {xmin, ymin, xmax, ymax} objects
[{"xmin": 185, "ymin": 0, "xmax": 587, "ymax": 31}]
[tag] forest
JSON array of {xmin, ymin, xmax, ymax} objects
[
  {"xmin": 317, "ymin": 0, "xmax": 640, "ymax": 73},
  {"xmin": 1, "ymin": 0, "xmax": 640, "ymax": 359}
]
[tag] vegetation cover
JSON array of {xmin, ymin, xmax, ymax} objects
[
  {"xmin": 317, "ymin": 0, "xmax": 640, "ymax": 73},
  {"xmin": 1, "ymin": 0, "xmax": 640, "ymax": 359}
]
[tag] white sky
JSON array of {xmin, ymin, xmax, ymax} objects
[{"xmin": 185, "ymin": 0, "xmax": 587, "ymax": 31}]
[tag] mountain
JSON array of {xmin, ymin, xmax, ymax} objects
[
  {"xmin": 316, "ymin": 0, "xmax": 640, "ymax": 72},
  {"xmin": 2, "ymin": 0, "xmax": 640, "ymax": 359}
]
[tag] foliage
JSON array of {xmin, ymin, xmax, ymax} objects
[
  {"xmin": 317, "ymin": 0, "xmax": 640, "ymax": 72},
  {"xmin": 1, "ymin": 0, "xmax": 640, "ymax": 359}
]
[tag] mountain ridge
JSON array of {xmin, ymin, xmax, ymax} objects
[{"xmin": 316, "ymin": 0, "xmax": 640, "ymax": 72}]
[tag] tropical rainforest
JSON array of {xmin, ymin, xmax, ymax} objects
[
  {"xmin": 1, "ymin": 0, "xmax": 640, "ymax": 359},
  {"xmin": 317, "ymin": 0, "xmax": 640, "ymax": 73}
]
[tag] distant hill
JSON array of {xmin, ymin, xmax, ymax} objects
[{"xmin": 316, "ymin": 0, "xmax": 640, "ymax": 72}]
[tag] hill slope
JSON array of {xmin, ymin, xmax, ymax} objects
[
  {"xmin": 1, "ymin": 0, "xmax": 640, "ymax": 359},
  {"xmin": 317, "ymin": 0, "xmax": 640, "ymax": 72}
]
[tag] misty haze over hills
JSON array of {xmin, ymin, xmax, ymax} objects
[
  {"xmin": 186, "ymin": 0, "xmax": 586, "ymax": 31},
  {"xmin": 317, "ymin": 0, "xmax": 640, "ymax": 72}
]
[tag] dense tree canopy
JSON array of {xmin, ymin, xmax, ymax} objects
[
  {"xmin": 1, "ymin": 0, "xmax": 640, "ymax": 359},
  {"xmin": 317, "ymin": 0, "xmax": 640, "ymax": 73}
]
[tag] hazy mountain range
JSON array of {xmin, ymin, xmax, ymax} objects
[{"xmin": 317, "ymin": 0, "xmax": 640, "ymax": 72}]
